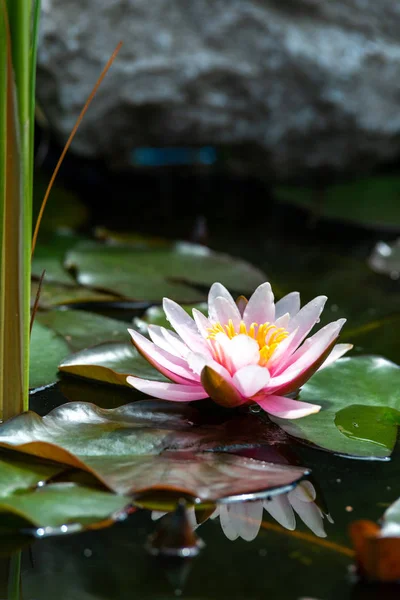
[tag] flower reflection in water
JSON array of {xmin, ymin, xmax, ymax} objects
[{"xmin": 152, "ymin": 481, "xmax": 333, "ymax": 543}]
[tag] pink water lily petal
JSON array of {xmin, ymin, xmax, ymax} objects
[
  {"xmin": 148, "ymin": 325, "xmax": 183, "ymax": 358},
  {"xmin": 275, "ymin": 291, "xmax": 300, "ymax": 319},
  {"xmin": 281, "ymin": 319, "xmax": 346, "ymax": 378},
  {"xmin": 128, "ymin": 328, "xmax": 200, "ymax": 383},
  {"xmin": 126, "ymin": 377, "xmax": 208, "ymax": 401},
  {"xmin": 186, "ymin": 352, "xmax": 231, "ymax": 379},
  {"xmin": 222, "ymin": 334, "xmax": 260, "ymax": 372},
  {"xmin": 212, "ymin": 296, "xmax": 241, "ymax": 328},
  {"xmin": 267, "ymin": 328, "xmax": 299, "ymax": 375},
  {"xmin": 255, "ymin": 394, "xmax": 321, "ymax": 419},
  {"xmin": 232, "ymin": 365, "xmax": 270, "ymax": 398},
  {"xmin": 274, "ymin": 312, "xmax": 290, "ymax": 330},
  {"xmin": 243, "ymin": 282, "xmax": 275, "ymax": 326},
  {"xmin": 318, "ymin": 343, "xmax": 353, "ymax": 370},
  {"xmin": 192, "ymin": 308, "xmax": 212, "ymax": 339},
  {"xmin": 263, "ymin": 495, "xmax": 296, "ymax": 530},
  {"xmin": 163, "ymin": 298, "xmax": 209, "ymax": 355},
  {"xmin": 266, "ymin": 320, "xmax": 345, "ymax": 394},
  {"xmin": 208, "ymin": 283, "xmax": 238, "ymax": 324},
  {"xmin": 274, "ymin": 295, "xmax": 328, "ymax": 374},
  {"xmin": 161, "ymin": 328, "xmax": 191, "ymax": 359}
]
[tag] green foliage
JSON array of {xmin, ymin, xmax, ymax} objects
[{"xmin": 272, "ymin": 356, "xmax": 400, "ymax": 459}]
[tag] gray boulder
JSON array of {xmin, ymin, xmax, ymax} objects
[{"xmin": 37, "ymin": 0, "xmax": 400, "ymax": 177}]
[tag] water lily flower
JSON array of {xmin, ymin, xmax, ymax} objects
[{"xmin": 127, "ymin": 282, "xmax": 352, "ymax": 419}]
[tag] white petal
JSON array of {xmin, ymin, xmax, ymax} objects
[
  {"xmin": 208, "ymin": 283, "xmax": 238, "ymax": 323},
  {"xmin": 148, "ymin": 325, "xmax": 184, "ymax": 358},
  {"xmin": 263, "ymin": 495, "xmax": 296, "ymax": 530},
  {"xmin": 128, "ymin": 328, "xmax": 199, "ymax": 383},
  {"xmin": 230, "ymin": 501, "xmax": 263, "ymax": 541},
  {"xmin": 163, "ymin": 298, "xmax": 209, "ymax": 355},
  {"xmin": 211, "ymin": 296, "xmax": 241, "ymax": 328},
  {"xmin": 186, "ymin": 352, "xmax": 208, "ymax": 376},
  {"xmin": 275, "ymin": 292, "xmax": 300, "ymax": 319},
  {"xmin": 232, "ymin": 365, "xmax": 270, "ymax": 398},
  {"xmin": 289, "ymin": 495, "xmax": 327, "ymax": 538},
  {"xmin": 224, "ymin": 334, "xmax": 260, "ymax": 372},
  {"xmin": 243, "ymin": 282, "xmax": 275, "ymax": 326},
  {"xmin": 192, "ymin": 308, "xmax": 212, "ymax": 338},
  {"xmin": 290, "ymin": 481, "xmax": 316, "ymax": 503},
  {"xmin": 274, "ymin": 312, "xmax": 290, "ymax": 330},
  {"xmin": 318, "ymin": 343, "xmax": 353, "ymax": 370},
  {"xmin": 161, "ymin": 328, "xmax": 192, "ymax": 359},
  {"xmin": 218, "ymin": 504, "xmax": 240, "ymax": 540}
]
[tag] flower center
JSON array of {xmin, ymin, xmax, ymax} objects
[{"xmin": 207, "ymin": 319, "xmax": 289, "ymax": 365}]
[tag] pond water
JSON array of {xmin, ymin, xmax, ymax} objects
[{"xmin": 1, "ymin": 171, "xmax": 399, "ymax": 599}]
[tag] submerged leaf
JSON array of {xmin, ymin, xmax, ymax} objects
[{"xmin": 272, "ymin": 356, "xmax": 400, "ymax": 459}]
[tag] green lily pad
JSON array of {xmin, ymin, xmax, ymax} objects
[
  {"xmin": 31, "ymin": 280, "xmax": 119, "ymax": 309},
  {"xmin": 59, "ymin": 342, "xmax": 167, "ymax": 387},
  {"xmin": 134, "ymin": 302, "xmax": 208, "ymax": 333},
  {"xmin": 32, "ymin": 232, "xmax": 84, "ymax": 284},
  {"xmin": 2, "ymin": 482, "xmax": 131, "ymax": 531},
  {"xmin": 274, "ymin": 176, "xmax": 400, "ymax": 230},
  {"xmin": 30, "ymin": 322, "xmax": 70, "ymax": 389},
  {"xmin": 37, "ymin": 309, "xmax": 131, "ymax": 352},
  {"xmin": 0, "ymin": 401, "xmax": 307, "ymax": 501},
  {"xmin": 64, "ymin": 240, "xmax": 266, "ymax": 302},
  {"xmin": 0, "ymin": 453, "xmax": 130, "ymax": 532},
  {"xmin": 272, "ymin": 356, "xmax": 400, "ymax": 459},
  {"xmin": 30, "ymin": 311, "xmax": 135, "ymax": 390}
]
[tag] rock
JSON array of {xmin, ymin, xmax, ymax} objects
[{"xmin": 37, "ymin": 0, "xmax": 400, "ymax": 177}]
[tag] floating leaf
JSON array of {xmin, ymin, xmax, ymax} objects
[
  {"xmin": 37, "ymin": 309, "xmax": 131, "ymax": 352},
  {"xmin": 30, "ymin": 322, "xmax": 70, "ymax": 389},
  {"xmin": 0, "ymin": 401, "xmax": 307, "ymax": 501},
  {"xmin": 272, "ymin": 356, "xmax": 400, "ymax": 459},
  {"xmin": 31, "ymin": 280, "xmax": 118, "ymax": 309},
  {"xmin": 274, "ymin": 177, "xmax": 400, "ymax": 230},
  {"xmin": 64, "ymin": 240, "xmax": 266, "ymax": 302},
  {"xmin": 0, "ymin": 453, "xmax": 130, "ymax": 532},
  {"xmin": 59, "ymin": 342, "xmax": 167, "ymax": 387},
  {"xmin": 32, "ymin": 232, "xmax": 84, "ymax": 284},
  {"xmin": 30, "ymin": 311, "xmax": 133, "ymax": 389}
]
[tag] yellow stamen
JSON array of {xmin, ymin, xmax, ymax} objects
[{"xmin": 207, "ymin": 320, "xmax": 289, "ymax": 365}]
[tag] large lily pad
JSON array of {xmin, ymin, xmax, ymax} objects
[
  {"xmin": 0, "ymin": 401, "xmax": 307, "ymax": 501},
  {"xmin": 272, "ymin": 356, "xmax": 400, "ymax": 459},
  {"xmin": 64, "ymin": 240, "xmax": 266, "ymax": 302},
  {"xmin": 0, "ymin": 453, "xmax": 130, "ymax": 532}
]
